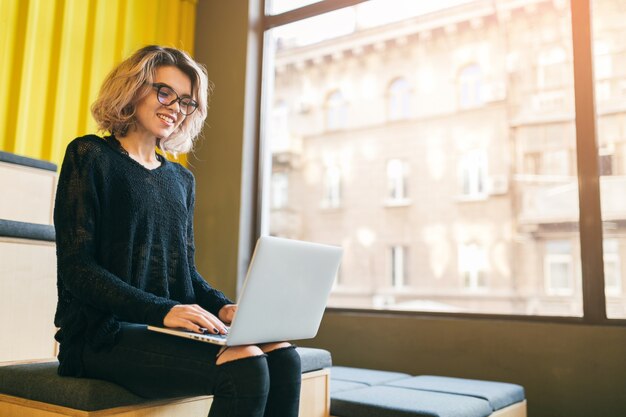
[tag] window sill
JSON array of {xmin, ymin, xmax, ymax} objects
[
  {"xmin": 454, "ymin": 194, "xmax": 488, "ymax": 203},
  {"xmin": 383, "ymin": 198, "xmax": 412, "ymax": 207},
  {"xmin": 323, "ymin": 306, "xmax": 626, "ymax": 326},
  {"xmin": 319, "ymin": 203, "xmax": 343, "ymax": 211}
]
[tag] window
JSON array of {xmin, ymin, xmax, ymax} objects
[
  {"xmin": 542, "ymin": 150, "xmax": 570, "ymax": 176},
  {"xmin": 271, "ymin": 172, "xmax": 289, "ymax": 209},
  {"xmin": 390, "ymin": 246, "xmax": 407, "ymax": 289},
  {"xmin": 386, "ymin": 159, "xmax": 408, "ymax": 202},
  {"xmin": 594, "ymin": 41, "xmax": 613, "ymax": 101},
  {"xmin": 523, "ymin": 152, "xmax": 541, "ymax": 175},
  {"xmin": 458, "ymin": 150, "xmax": 487, "ymax": 198},
  {"xmin": 326, "ymin": 90, "xmax": 347, "ymax": 130},
  {"xmin": 537, "ymin": 47, "xmax": 567, "ymax": 89},
  {"xmin": 268, "ymin": 0, "xmax": 322, "ymax": 15},
  {"xmin": 593, "ymin": 41, "xmax": 612, "ymax": 80},
  {"xmin": 459, "ymin": 243, "xmax": 487, "ymax": 290},
  {"xmin": 592, "ymin": 0, "xmax": 626, "ymax": 318},
  {"xmin": 459, "ymin": 64, "xmax": 483, "ymax": 108},
  {"xmin": 544, "ymin": 240, "xmax": 574, "ymax": 296},
  {"xmin": 388, "ymin": 78, "xmax": 411, "ymax": 120},
  {"xmin": 261, "ymin": 0, "xmax": 626, "ymax": 320},
  {"xmin": 598, "ymin": 145, "xmax": 614, "ymax": 176},
  {"xmin": 271, "ymin": 100, "xmax": 290, "ymax": 153},
  {"xmin": 604, "ymin": 239, "xmax": 621, "ymax": 296},
  {"xmin": 323, "ymin": 165, "xmax": 341, "ymax": 208}
]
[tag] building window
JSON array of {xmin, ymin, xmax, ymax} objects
[
  {"xmin": 544, "ymin": 240, "xmax": 574, "ymax": 296},
  {"xmin": 271, "ymin": 100, "xmax": 290, "ymax": 152},
  {"xmin": 598, "ymin": 145, "xmax": 614, "ymax": 176},
  {"xmin": 386, "ymin": 159, "xmax": 408, "ymax": 202},
  {"xmin": 326, "ymin": 90, "xmax": 347, "ymax": 130},
  {"xmin": 271, "ymin": 172, "xmax": 289, "ymax": 209},
  {"xmin": 390, "ymin": 245, "xmax": 407, "ymax": 288},
  {"xmin": 459, "ymin": 64, "xmax": 483, "ymax": 108},
  {"xmin": 458, "ymin": 243, "xmax": 487, "ymax": 290},
  {"xmin": 458, "ymin": 150, "xmax": 487, "ymax": 198},
  {"xmin": 604, "ymin": 239, "xmax": 621, "ymax": 296},
  {"xmin": 524, "ymin": 152, "xmax": 542, "ymax": 175},
  {"xmin": 537, "ymin": 47, "xmax": 567, "ymax": 89},
  {"xmin": 388, "ymin": 77, "xmax": 411, "ymax": 120},
  {"xmin": 593, "ymin": 41, "xmax": 612, "ymax": 80},
  {"xmin": 542, "ymin": 149, "xmax": 570, "ymax": 176},
  {"xmin": 323, "ymin": 165, "xmax": 341, "ymax": 208},
  {"xmin": 262, "ymin": 0, "xmax": 609, "ymax": 318}
]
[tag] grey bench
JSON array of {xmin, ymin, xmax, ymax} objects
[
  {"xmin": 330, "ymin": 366, "xmax": 527, "ymax": 417},
  {"xmin": 0, "ymin": 347, "xmax": 332, "ymax": 417}
]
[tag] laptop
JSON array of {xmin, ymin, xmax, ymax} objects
[{"xmin": 148, "ymin": 236, "xmax": 343, "ymax": 346}]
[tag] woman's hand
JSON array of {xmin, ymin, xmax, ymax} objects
[
  {"xmin": 163, "ymin": 304, "xmax": 228, "ymax": 334},
  {"xmin": 218, "ymin": 304, "xmax": 238, "ymax": 325}
]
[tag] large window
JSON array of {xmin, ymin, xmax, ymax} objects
[
  {"xmin": 390, "ymin": 245, "xmax": 407, "ymax": 289},
  {"xmin": 386, "ymin": 159, "xmax": 408, "ymax": 203},
  {"xmin": 544, "ymin": 240, "xmax": 575, "ymax": 296},
  {"xmin": 388, "ymin": 78, "xmax": 411, "ymax": 120},
  {"xmin": 592, "ymin": 0, "xmax": 626, "ymax": 318},
  {"xmin": 260, "ymin": 0, "xmax": 625, "ymax": 322},
  {"xmin": 459, "ymin": 64, "xmax": 483, "ymax": 109},
  {"xmin": 458, "ymin": 150, "xmax": 487, "ymax": 199}
]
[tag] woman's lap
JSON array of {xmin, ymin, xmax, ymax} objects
[{"xmin": 82, "ymin": 322, "xmax": 224, "ymax": 398}]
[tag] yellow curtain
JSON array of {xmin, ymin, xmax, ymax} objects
[{"xmin": 0, "ymin": 0, "xmax": 197, "ymax": 167}]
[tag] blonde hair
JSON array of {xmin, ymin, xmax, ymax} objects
[{"xmin": 91, "ymin": 45, "xmax": 212, "ymax": 156}]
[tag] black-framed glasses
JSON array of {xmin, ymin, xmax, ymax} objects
[{"xmin": 151, "ymin": 83, "xmax": 199, "ymax": 116}]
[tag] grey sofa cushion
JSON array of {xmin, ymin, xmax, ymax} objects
[
  {"xmin": 331, "ymin": 379, "xmax": 369, "ymax": 394},
  {"xmin": 331, "ymin": 366, "xmax": 411, "ymax": 386},
  {"xmin": 385, "ymin": 375, "xmax": 525, "ymax": 411},
  {"xmin": 0, "ymin": 348, "xmax": 331, "ymax": 411},
  {"xmin": 0, "ymin": 361, "xmax": 146, "ymax": 411},
  {"xmin": 298, "ymin": 347, "xmax": 332, "ymax": 372},
  {"xmin": 331, "ymin": 385, "xmax": 493, "ymax": 417}
]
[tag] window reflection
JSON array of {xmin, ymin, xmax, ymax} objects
[{"xmin": 263, "ymin": 0, "xmax": 600, "ymax": 316}]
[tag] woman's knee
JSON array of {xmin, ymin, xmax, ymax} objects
[
  {"xmin": 259, "ymin": 341, "xmax": 291, "ymax": 353},
  {"xmin": 216, "ymin": 345, "xmax": 265, "ymax": 365}
]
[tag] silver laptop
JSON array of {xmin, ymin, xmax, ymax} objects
[{"xmin": 148, "ymin": 236, "xmax": 342, "ymax": 346}]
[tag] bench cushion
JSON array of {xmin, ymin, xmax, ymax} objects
[
  {"xmin": 331, "ymin": 380, "xmax": 369, "ymax": 394},
  {"xmin": 0, "ymin": 361, "xmax": 145, "ymax": 411},
  {"xmin": 331, "ymin": 366, "xmax": 411, "ymax": 386},
  {"xmin": 385, "ymin": 375, "xmax": 525, "ymax": 411},
  {"xmin": 331, "ymin": 385, "xmax": 493, "ymax": 417},
  {"xmin": 298, "ymin": 347, "xmax": 332, "ymax": 372},
  {"xmin": 0, "ymin": 347, "xmax": 331, "ymax": 411}
]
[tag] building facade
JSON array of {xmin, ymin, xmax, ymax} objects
[{"xmin": 266, "ymin": 0, "xmax": 626, "ymax": 317}]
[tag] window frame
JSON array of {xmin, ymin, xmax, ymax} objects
[
  {"xmin": 458, "ymin": 149, "xmax": 488, "ymax": 200},
  {"xmin": 253, "ymin": 0, "xmax": 623, "ymax": 326},
  {"xmin": 459, "ymin": 243, "xmax": 488, "ymax": 291},
  {"xmin": 458, "ymin": 63, "xmax": 484, "ymax": 109},
  {"xmin": 387, "ymin": 77, "xmax": 411, "ymax": 121},
  {"xmin": 389, "ymin": 245, "xmax": 407, "ymax": 289},
  {"xmin": 386, "ymin": 158, "xmax": 409, "ymax": 203}
]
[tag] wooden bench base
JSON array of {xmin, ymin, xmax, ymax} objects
[{"xmin": 0, "ymin": 368, "xmax": 330, "ymax": 417}]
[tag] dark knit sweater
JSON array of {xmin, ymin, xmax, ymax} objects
[{"xmin": 54, "ymin": 135, "xmax": 232, "ymax": 376}]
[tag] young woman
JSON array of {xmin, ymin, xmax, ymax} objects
[{"xmin": 53, "ymin": 45, "xmax": 301, "ymax": 417}]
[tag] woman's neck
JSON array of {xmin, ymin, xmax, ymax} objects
[{"xmin": 117, "ymin": 131, "xmax": 161, "ymax": 166}]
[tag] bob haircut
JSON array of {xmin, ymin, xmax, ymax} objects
[{"xmin": 91, "ymin": 45, "xmax": 211, "ymax": 156}]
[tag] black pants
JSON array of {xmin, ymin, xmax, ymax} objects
[{"xmin": 82, "ymin": 323, "xmax": 301, "ymax": 417}]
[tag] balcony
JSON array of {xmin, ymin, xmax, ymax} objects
[{"xmin": 518, "ymin": 175, "xmax": 626, "ymax": 224}]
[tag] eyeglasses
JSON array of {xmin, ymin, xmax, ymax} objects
[{"xmin": 151, "ymin": 83, "xmax": 199, "ymax": 116}]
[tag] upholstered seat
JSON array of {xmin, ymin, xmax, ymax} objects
[
  {"xmin": 329, "ymin": 366, "xmax": 526, "ymax": 417},
  {"xmin": 0, "ymin": 347, "xmax": 332, "ymax": 413}
]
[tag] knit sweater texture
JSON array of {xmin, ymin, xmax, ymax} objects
[{"xmin": 54, "ymin": 135, "xmax": 232, "ymax": 376}]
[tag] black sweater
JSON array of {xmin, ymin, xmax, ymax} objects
[{"xmin": 54, "ymin": 135, "xmax": 232, "ymax": 376}]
